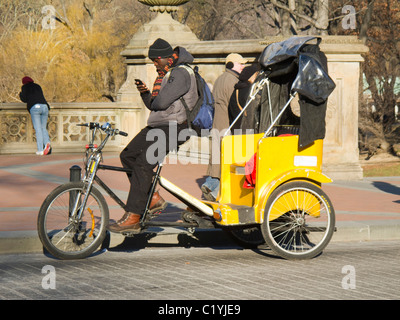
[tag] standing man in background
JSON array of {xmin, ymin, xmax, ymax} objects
[{"xmin": 201, "ymin": 53, "xmax": 247, "ymax": 201}]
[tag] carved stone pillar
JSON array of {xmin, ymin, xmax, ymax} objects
[{"xmin": 320, "ymin": 36, "xmax": 368, "ymax": 180}]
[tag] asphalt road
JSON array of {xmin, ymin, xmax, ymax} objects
[{"xmin": 0, "ymin": 240, "xmax": 399, "ymax": 304}]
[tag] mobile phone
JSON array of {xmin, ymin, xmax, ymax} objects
[{"xmin": 135, "ymin": 79, "xmax": 143, "ymax": 85}]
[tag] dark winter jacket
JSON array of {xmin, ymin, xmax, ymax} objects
[
  {"xmin": 19, "ymin": 82, "xmax": 49, "ymax": 112},
  {"xmin": 228, "ymin": 86, "xmax": 251, "ymax": 131}
]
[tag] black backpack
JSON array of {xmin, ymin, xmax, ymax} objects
[{"xmin": 179, "ymin": 65, "xmax": 215, "ymax": 136}]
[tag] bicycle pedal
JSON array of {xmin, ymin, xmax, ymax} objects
[
  {"xmin": 121, "ymin": 231, "xmax": 142, "ymax": 237},
  {"xmin": 145, "ymin": 211, "xmax": 162, "ymax": 221}
]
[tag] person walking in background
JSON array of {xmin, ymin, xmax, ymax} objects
[
  {"xmin": 228, "ymin": 64, "xmax": 260, "ymax": 132},
  {"xmin": 19, "ymin": 77, "xmax": 51, "ymax": 155},
  {"xmin": 201, "ymin": 53, "xmax": 247, "ymax": 201}
]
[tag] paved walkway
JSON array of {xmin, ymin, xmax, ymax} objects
[{"xmin": 1, "ymin": 153, "xmax": 400, "ymax": 254}]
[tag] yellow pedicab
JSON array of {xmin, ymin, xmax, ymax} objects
[
  {"xmin": 37, "ymin": 36, "xmax": 336, "ymax": 260},
  {"xmin": 208, "ymin": 36, "xmax": 337, "ymax": 259}
]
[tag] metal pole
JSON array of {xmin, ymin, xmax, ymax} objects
[
  {"xmin": 69, "ymin": 165, "xmax": 81, "ymax": 182},
  {"xmin": 69, "ymin": 165, "xmax": 81, "ymax": 215}
]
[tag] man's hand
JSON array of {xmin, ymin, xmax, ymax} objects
[{"xmin": 135, "ymin": 79, "xmax": 150, "ymax": 94}]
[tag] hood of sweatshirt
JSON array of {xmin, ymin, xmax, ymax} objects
[{"xmin": 173, "ymin": 46, "xmax": 194, "ymax": 66}]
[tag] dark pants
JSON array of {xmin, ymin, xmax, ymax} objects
[{"xmin": 120, "ymin": 122, "xmax": 189, "ymax": 215}]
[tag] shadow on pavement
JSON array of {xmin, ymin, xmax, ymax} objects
[
  {"xmin": 372, "ymin": 181, "xmax": 400, "ymax": 196},
  {"xmin": 106, "ymin": 229, "xmax": 243, "ymax": 253}
]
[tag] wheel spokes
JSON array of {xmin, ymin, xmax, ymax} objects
[{"xmin": 268, "ymin": 186, "xmax": 332, "ymax": 256}]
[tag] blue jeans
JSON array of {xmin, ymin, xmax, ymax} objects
[
  {"xmin": 30, "ymin": 104, "xmax": 50, "ymax": 152},
  {"xmin": 202, "ymin": 176, "xmax": 220, "ymax": 198}
]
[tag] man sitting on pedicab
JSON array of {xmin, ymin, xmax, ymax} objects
[{"xmin": 107, "ymin": 38, "xmax": 198, "ymax": 234}]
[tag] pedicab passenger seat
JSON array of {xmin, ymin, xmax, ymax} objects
[
  {"xmin": 268, "ymin": 125, "xmax": 300, "ymax": 137},
  {"xmin": 231, "ymin": 125, "xmax": 300, "ymax": 176}
]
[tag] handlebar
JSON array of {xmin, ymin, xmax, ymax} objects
[
  {"xmin": 77, "ymin": 122, "xmax": 128, "ymax": 137},
  {"xmin": 77, "ymin": 122, "xmax": 128, "ymax": 153}
]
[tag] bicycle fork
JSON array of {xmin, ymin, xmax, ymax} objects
[{"xmin": 69, "ymin": 154, "xmax": 101, "ymax": 224}]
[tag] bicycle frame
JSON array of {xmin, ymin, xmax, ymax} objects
[
  {"xmin": 94, "ymin": 161, "xmax": 213, "ymax": 229},
  {"xmin": 71, "ymin": 123, "xmax": 213, "ymax": 231}
]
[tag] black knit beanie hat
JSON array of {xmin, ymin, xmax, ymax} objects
[{"xmin": 148, "ymin": 38, "xmax": 173, "ymax": 59}]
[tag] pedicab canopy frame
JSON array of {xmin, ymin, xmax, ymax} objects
[
  {"xmin": 228, "ymin": 36, "xmax": 336, "ymax": 145},
  {"xmin": 259, "ymin": 36, "xmax": 335, "ymax": 103}
]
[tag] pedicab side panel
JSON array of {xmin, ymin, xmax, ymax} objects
[
  {"xmin": 254, "ymin": 136, "xmax": 332, "ymax": 223},
  {"xmin": 219, "ymin": 133, "xmax": 264, "ymax": 206},
  {"xmin": 211, "ymin": 133, "xmax": 264, "ymax": 225}
]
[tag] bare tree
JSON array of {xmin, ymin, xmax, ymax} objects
[
  {"xmin": 0, "ymin": 0, "xmax": 153, "ymax": 103},
  {"xmin": 268, "ymin": 0, "xmax": 330, "ymax": 35},
  {"xmin": 181, "ymin": 0, "xmax": 334, "ymax": 40},
  {"xmin": 0, "ymin": 0, "xmax": 47, "ymax": 42}
]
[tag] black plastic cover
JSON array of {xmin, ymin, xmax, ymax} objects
[
  {"xmin": 259, "ymin": 36, "xmax": 335, "ymax": 103},
  {"xmin": 291, "ymin": 54, "xmax": 336, "ymax": 104},
  {"xmin": 259, "ymin": 36, "xmax": 319, "ymax": 69}
]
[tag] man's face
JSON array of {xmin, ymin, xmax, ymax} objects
[
  {"xmin": 152, "ymin": 57, "xmax": 169, "ymax": 71},
  {"xmin": 233, "ymin": 61, "xmax": 246, "ymax": 73}
]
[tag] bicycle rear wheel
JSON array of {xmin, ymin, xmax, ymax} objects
[
  {"xmin": 37, "ymin": 182, "xmax": 109, "ymax": 260},
  {"xmin": 226, "ymin": 226, "xmax": 265, "ymax": 248},
  {"xmin": 261, "ymin": 181, "xmax": 335, "ymax": 260}
]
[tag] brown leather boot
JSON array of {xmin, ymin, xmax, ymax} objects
[
  {"xmin": 107, "ymin": 212, "xmax": 141, "ymax": 233},
  {"xmin": 149, "ymin": 191, "xmax": 167, "ymax": 213}
]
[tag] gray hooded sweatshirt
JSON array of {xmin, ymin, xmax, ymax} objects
[{"xmin": 141, "ymin": 46, "xmax": 198, "ymax": 127}]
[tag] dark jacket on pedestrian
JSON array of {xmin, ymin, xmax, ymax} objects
[
  {"xmin": 19, "ymin": 82, "xmax": 49, "ymax": 112},
  {"xmin": 228, "ymin": 65, "xmax": 260, "ymax": 132}
]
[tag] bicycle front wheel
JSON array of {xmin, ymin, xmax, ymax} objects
[
  {"xmin": 261, "ymin": 181, "xmax": 335, "ymax": 260},
  {"xmin": 37, "ymin": 182, "xmax": 109, "ymax": 260}
]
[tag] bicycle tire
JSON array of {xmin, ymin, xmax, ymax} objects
[
  {"xmin": 37, "ymin": 182, "xmax": 109, "ymax": 260},
  {"xmin": 261, "ymin": 181, "xmax": 335, "ymax": 260}
]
